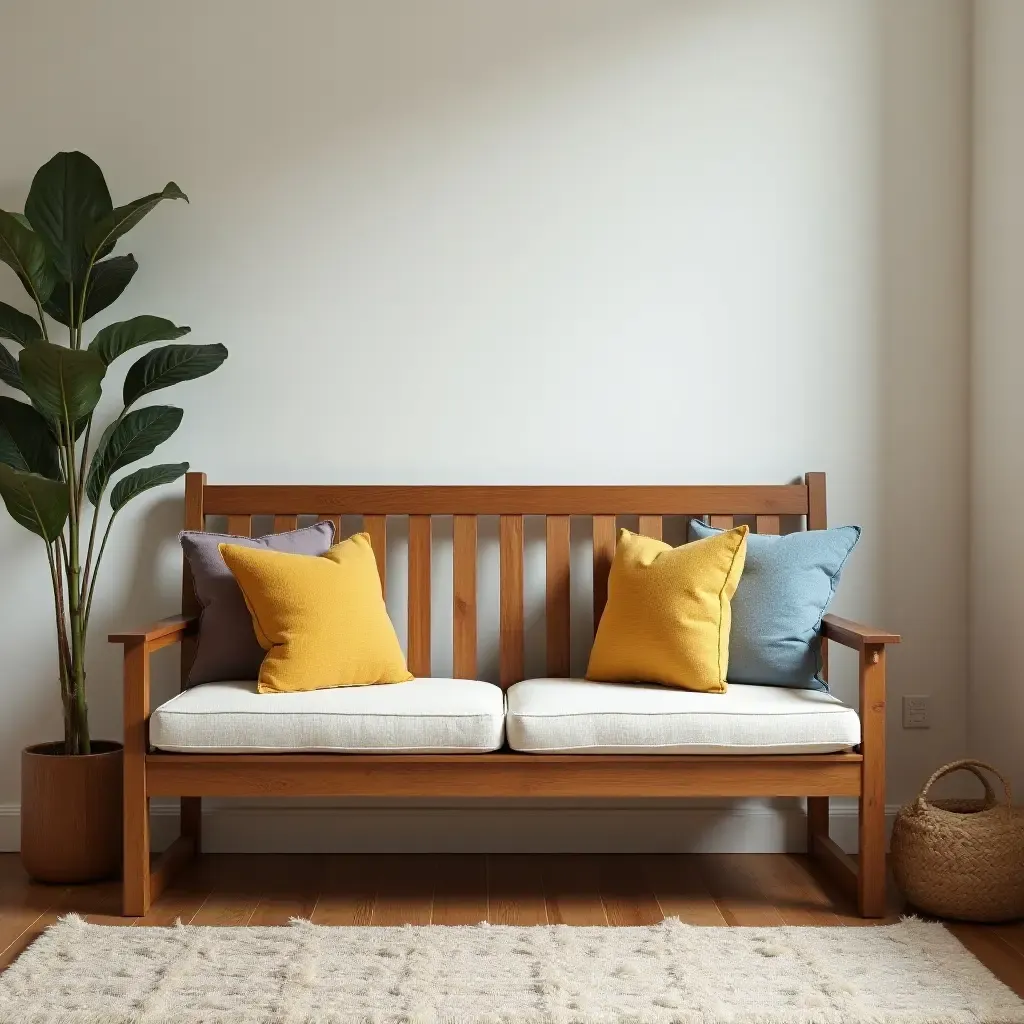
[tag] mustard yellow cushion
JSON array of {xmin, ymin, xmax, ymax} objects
[
  {"xmin": 219, "ymin": 533, "xmax": 413, "ymax": 693},
  {"xmin": 585, "ymin": 526, "xmax": 748, "ymax": 692}
]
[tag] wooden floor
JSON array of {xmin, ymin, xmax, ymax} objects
[{"xmin": 1, "ymin": 852, "xmax": 1023, "ymax": 997}]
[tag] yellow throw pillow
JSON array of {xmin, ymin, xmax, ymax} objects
[
  {"xmin": 219, "ymin": 533, "xmax": 413, "ymax": 693},
  {"xmin": 585, "ymin": 526, "xmax": 748, "ymax": 692}
]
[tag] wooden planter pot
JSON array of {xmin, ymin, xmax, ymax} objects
[{"xmin": 21, "ymin": 741, "xmax": 123, "ymax": 884}]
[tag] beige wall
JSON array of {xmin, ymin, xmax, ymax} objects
[
  {"xmin": 0, "ymin": 0, "xmax": 972, "ymax": 849},
  {"xmin": 970, "ymin": 0, "xmax": 1024, "ymax": 796}
]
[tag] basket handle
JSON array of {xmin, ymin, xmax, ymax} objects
[{"xmin": 917, "ymin": 759, "xmax": 1012, "ymax": 811}]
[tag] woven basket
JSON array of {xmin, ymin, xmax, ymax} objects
[{"xmin": 891, "ymin": 759, "xmax": 1024, "ymax": 922}]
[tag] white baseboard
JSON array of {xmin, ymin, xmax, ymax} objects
[{"xmin": 0, "ymin": 801, "xmax": 898, "ymax": 855}]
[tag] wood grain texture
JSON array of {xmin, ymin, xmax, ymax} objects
[
  {"xmin": 545, "ymin": 515, "xmax": 571, "ymax": 677},
  {"xmin": 122, "ymin": 642, "xmax": 151, "ymax": 917},
  {"xmin": 226, "ymin": 514, "xmax": 251, "ymax": 537},
  {"xmin": 858, "ymin": 644, "xmax": 887, "ymax": 918},
  {"xmin": 202, "ymin": 484, "xmax": 811, "ymax": 517},
  {"xmin": 431, "ymin": 855, "xmax": 488, "ymax": 925},
  {"xmin": 638, "ymin": 514, "xmax": 663, "ymax": 540},
  {"xmin": 486, "ymin": 855, "xmax": 548, "ymax": 925},
  {"xmin": 755, "ymin": 515, "xmax": 780, "ymax": 535},
  {"xmin": 145, "ymin": 755, "xmax": 862, "ymax": 799},
  {"xmin": 642, "ymin": 854, "xmax": 726, "ymax": 926},
  {"xmin": 273, "ymin": 514, "xmax": 298, "ymax": 533},
  {"xmin": 499, "ymin": 514, "xmax": 524, "ymax": 687},
  {"xmin": 822, "ymin": 615, "xmax": 902, "ymax": 648},
  {"xmin": 709, "ymin": 515, "xmax": 734, "ymax": 530},
  {"xmin": 363, "ymin": 515, "xmax": 387, "ymax": 597},
  {"xmin": 806, "ymin": 472, "xmax": 827, "ymax": 531},
  {"xmin": 407, "ymin": 515, "xmax": 432, "ymax": 677},
  {"xmin": 453, "ymin": 515, "xmax": 477, "ymax": 679},
  {"xmin": 592, "ymin": 514, "xmax": 616, "ymax": 634}
]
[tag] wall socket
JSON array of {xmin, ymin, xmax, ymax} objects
[{"xmin": 902, "ymin": 695, "xmax": 931, "ymax": 729}]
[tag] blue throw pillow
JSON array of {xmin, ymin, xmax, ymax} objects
[{"xmin": 688, "ymin": 520, "xmax": 861, "ymax": 690}]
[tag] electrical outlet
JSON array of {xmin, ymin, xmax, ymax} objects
[{"xmin": 902, "ymin": 695, "xmax": 930, "ymax": 729}]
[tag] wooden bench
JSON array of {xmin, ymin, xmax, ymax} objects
[{"xmin": 111, "ymin": 471, "xmax": 899, "ymax": 917}]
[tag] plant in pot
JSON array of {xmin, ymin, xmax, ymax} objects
[{"xmin": 0, "ymin": 152, "xmax": 227, "ymax": 883}]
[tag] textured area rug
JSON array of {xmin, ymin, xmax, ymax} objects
[{"xmin": 0, "ymin": 916, "xmax": 1021, "ymax": 1024}]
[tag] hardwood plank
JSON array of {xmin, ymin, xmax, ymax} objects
[
  {"xmin": 204, "ymin": 484, "xmax": 813, "ymax": 518},
  {"xmin": 226, "ymin": 514, "xmax": 251, "ymax": 537},
  {"xmin": 408, "ymin": 515, "xmax": 432, "ymax": 677},
  {"xmin": 699, "ymin": 855, "xmax": 787, "ymax": 926},
  {"xmin": 273, "ymin": 514, "xmax": 298, "ymax": 533},
  {"xmin": 737, "ymin": 854, "xmax": 841, "ymax": 925},
  {"xmin": 948, "ymin": 923, "xmax": 1024, "ymax": 998},
  {"xmin": 132, "ymin": 858, "xmax": 211, "ymax": 927},
  {"xmin": 597, "ymin": 855, "xmax": 663, "ymax": 926},
  {"xmin": 190, "ymin": 855, "xmax": 262, "ymax": 926},
  {"xmin": 756, "ymin": 515, "xmax": 780, "ymax": 535},
  {"xmin": 311, "ymin": 855, "xmax": 376, "ymax": 926},
  {"xmin": 542, "ymin": 856, "xmax": 608, "ymax": 925},
  {"xmin": 638, "ymin": 514, "xmax": 663, "ymax": 540},
  {"xmin": 499, "ymin": 514, "xmax": 524, "ymax": 687},
  {"xmin": 592, "ymin": 515, "xmax": 616, "ymax": 633},
  {"xmin": 363, "ymin": 515, "xmax": 387, "ymax": 597},
  {"xmin": 486, "ymin": 855, "xmax": 548, "ymax": 925},
  {"xmin": 248, "ymin": 855, "xmax": 321, "ymax": 925},
  {"xmin": 545, "ymin": 515, "xmax": 571, "ymax": 677},
  {"xmin": 709, "ymin": 515, "xmax": 734, "ymax": 530},
  {"xmin": 431, "ymin": 855, "xmax": 488, "ymax": 925},
  {"xmin": 453, "ymin": 515, "xmax": 478, "ymax": 678},
  {"xmin": 369, "ymin": 855, "xmax": 434, "ymax": 925},
  {"xmin": 641, "ymin": 854, "xmax": 727, "ymax": 926}
]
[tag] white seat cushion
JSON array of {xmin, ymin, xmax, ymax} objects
[
  {"xmin": 505, "ymin": 678, "xmax": 860, "ymax": 754},
  {"xmin": 150, "ymin": 678, "xmax": 505, "ymax": 753}
]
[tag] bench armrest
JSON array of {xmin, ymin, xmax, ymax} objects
[
  {"xmin": 109, "ymin": 614, "xmax": 198, "ymax": 648},
  {"xmin": 821, "ymin": 614, "xmax": 900, "ymax": 651}
]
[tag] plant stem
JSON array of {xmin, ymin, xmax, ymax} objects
[{"xmin": 83, "ymin": 511, "xmax": 116, "ymax": 637}]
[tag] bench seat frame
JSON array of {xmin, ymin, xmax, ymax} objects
[{"xmin": 112, "ymin": 473, "xmax": 899, "ymax": 918}]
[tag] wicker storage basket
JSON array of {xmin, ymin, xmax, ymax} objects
[{"xmin": 891, "ymin": 759, "xmax": 1024, "ymax": 922}]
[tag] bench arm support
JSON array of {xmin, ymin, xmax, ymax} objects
[{"xmin": 110, "ymin": 613, "xmax": 198, "ymax": 916}]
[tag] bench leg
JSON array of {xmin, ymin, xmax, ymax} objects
[
  {"xmin": 857, "ymin": 644, "xmax": 887, "ymax": 918},
  {"xmin": 806, "ymin": 796, "xmax": 829, "ymax": 851},
  {"xmin": 181, "ymin": 797, "xmax": 202, "ymax": 850},
  {"xmin": 123, "ymin": 641, "xmax": 151, "ymax": 917}
]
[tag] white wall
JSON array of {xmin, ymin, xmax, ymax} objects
[
  {"xmin": 0, "ymin": 0, "xmax": 971, "ymax": 850},
  {"xmin": 970, "ymin": 1, "xmax": 1024, "ymax": 797}
]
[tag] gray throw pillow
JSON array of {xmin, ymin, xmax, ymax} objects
[
  {"xmin": 180, "ymin": 521, "xmax": 335, "ymax": 685},
  {"xmin": 688, "ymin": 520, "xmax": 860, "ymax": 690}
]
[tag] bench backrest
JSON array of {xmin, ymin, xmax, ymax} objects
[{"xmin": 182, "ymin": 473, "xmax": 826, "ymax": 687}]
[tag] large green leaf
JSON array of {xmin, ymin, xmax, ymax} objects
[
  {"xmin": 0, "ymin": 396, "xmax": 61, "ymax": 478},
  {"xmin": 0, "ymin": 303, "xmax": 43, "ymax": 346},
  {"xmin": 0, "ymin": 346, "xmax": 22, "ymax": 391},
  {"xmin": 86, "ymin": 405, "xmax": 182, "ymax": 505},
  {"xmin": 19, "ymin": 343, "xmax": 106, "ymax": 425},
  {"xmin": 0, "ymin": 463, "xmax": 68, "ymax": 541},
  {"xmin": 110, "ymin": 461, "xmax": 188, "ymax": 512},
  {"xmin": 24, "ymin": 152, "xmax": 112, "ymax": 282},
  {"xmin": 123, "ymin": 343, "xmax": 226, "ymax": 406},
  {"xmin": 42, "ymin": 253, "xmax": 138, "ymax": 327},
  {"xmin": 86, "ymin": 183, "xmax": 188, "ymax": 258},
  {"xmin": 90, "ymin": 316, "xmax": 191, "ymax": 365},
  {"xmin": 0, "ymin": 210, "xmax": 55, "ymax": 304}
]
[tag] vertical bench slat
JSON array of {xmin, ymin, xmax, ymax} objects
[
  {"xmin": 453, "ymin": 515, "xmax": 478, "ymax": 679},
  {"xmin": 226, "ymin": 515, "xmax": 252, "ymax": 537},
  {"xmin": 545, "ymin": 515, "xmax": 571, "ymax": 677},
  {"xmin": 499, "ymin": 514, "xmax": 524, "ymax": 687},
  {"xmin": 709, "ymin": 515, "xmax": 735, "ymax": 529},
  {"xmin": 638, "ymin": 514, "xmax": 663, "ymax": 540},
  {"xmin": 756, "ymin": 515, "xmax": 780, "ymax": 535},
  {"xmin": 273, "ymin": 514, "xmax": 298, "ymax": 533},
  {"xmin": 592, "ymin": 515, "xmax": 616, "ymax": 633},
  {"xmin": 363, "ymin": 515, "xmax": 387, "ymax": 598},
  {"xmin": 408, "ymin": 515, "xmax": 431, "ymax": 677},
  {"xmin": 806, "ymin": 472, "xmax": 828, "ymax": 680}
]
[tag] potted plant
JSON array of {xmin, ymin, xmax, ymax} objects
[{"xmin": 0, "ymin": 152, "xmax": 227, "ymax": 882}]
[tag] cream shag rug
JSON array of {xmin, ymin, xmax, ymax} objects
[{"xmin": 0, "ymin": 916, "xmax": 1021, "ymax": 1024}]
